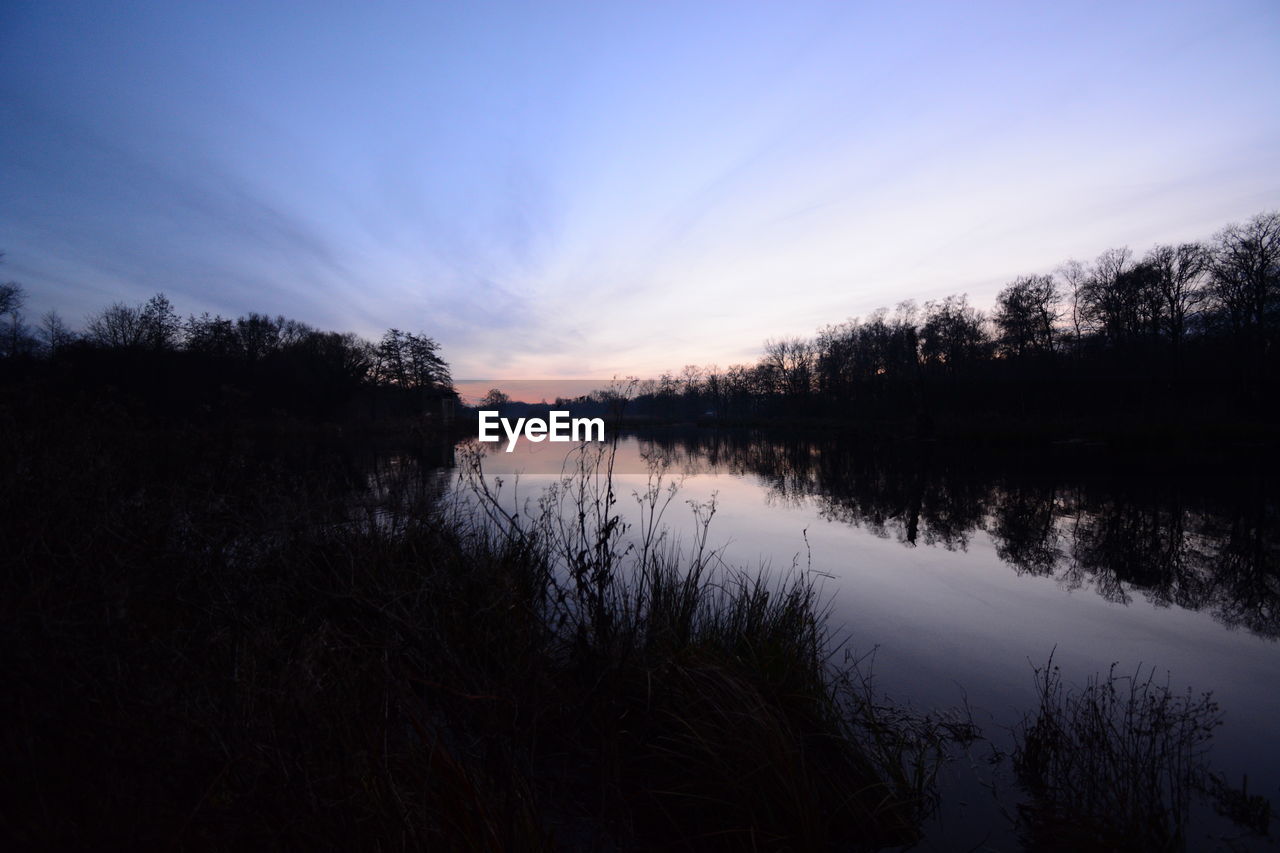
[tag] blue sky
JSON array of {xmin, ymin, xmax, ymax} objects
[{"xmin": 2, "ymin": 0, "xmax": 1277, "ymax": 378}]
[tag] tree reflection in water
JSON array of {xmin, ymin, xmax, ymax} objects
[{"xmin": 631, "ymin": 430, "xmax": 1279, "ymax": 639}]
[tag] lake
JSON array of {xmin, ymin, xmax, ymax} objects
[{"xmin": 411, "ymin": 428, "xmax": 1278, "ymax": 848}]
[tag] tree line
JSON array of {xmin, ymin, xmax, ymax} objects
[
  {"xmin": 589, "ymin": 210, "xmax": 1279, "ymax": 427},
  {"xmin": 0, "ymin": 275, "xmax": 454, "ymax": 421}
]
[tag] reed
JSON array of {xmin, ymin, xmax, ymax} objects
[{"xmin": 1012, "ymin": 654, "xmax": 1272, "ymax": 850}]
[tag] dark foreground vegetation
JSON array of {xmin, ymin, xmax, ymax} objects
[
  {"xmin": 1013, "ymin": 658, "xmax": 1272, "ymax": 851},
  {"xmin": 2, "ymin": 398, "xmax": 980, "ymax": 850},
  {"xmin": 556, "ymin": 211, "xmax": 1280, "ymax": 441},
  {"xmin": 3, "ymin": 397, "xmax": 1272, "ymax": 849}
]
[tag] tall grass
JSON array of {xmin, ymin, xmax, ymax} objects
[
  {"xmin": 1012, "ymin": 654, "xmax": 1272, "ymax": 850},
  {"xmin": 454, "ymin": 439, "xmax": 973, "ymax": 849}
]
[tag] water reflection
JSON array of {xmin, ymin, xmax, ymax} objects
[
  {"xmin": 360, "ymin": 449, "xmax": 455, "ymax": 529},
  {"xmin": 627, "ymin": 430, "xmax": 1279, "ymax": 640},
  {"xmin": 438, "ymin": 429, "xmax": 1279, "ymax": 846}
]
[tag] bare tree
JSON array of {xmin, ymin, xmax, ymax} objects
[
  {"xmin": 762, "ymin": 337, "xmax": 814, "ymax": 398},
  {"xmin": 994, "ymin": 274, "xmax": 1061, "ymax": 359},
  {"xmin": 140, "ymin": 293, "xmax": 182, "ymax": 350},
  {"xmin": 1081, "ymin": 247, "xmax": 1137, "ymax": 345},
  {"xmin": 679, "ymin": 364, "xmax": 704, "ymax": 397},
  {"xmin": 86, "ymin": 302, "xmax": 147, "ymax": 348},
  {"xmin": 702, "ymin": 363, "xmax": 725, "ymax": 414},
  {"xmin": 1210, "ymin": 211, "xmax": 1280, "ymax": 370},
  {"xmin": 235, "ymin": 313, "xmax": 283, "ymax": 361},
  {"xmin": 889, "ymin": 300, "xmax": 921, "ymax": 377},
  {"xmin": 1056, "ymin": 259, "xmax": 1090, "ymax": 355},
  {"xmin": 0, "ymin": 282, "xmax": 23, "ymax": 318},
  {"xmin": 38, "ymin": 310, "xmax": 76, "ymax": 352},
  {"xmin": 921, "ymin": 295, "xmax": 989, "ymax": 373},
  {"xmin": 0, "ymin": 252, "xmax": 20, "ymax": 315},
  {"xmin": 185, "ymin": 313, "xmax": 238, "ymax": 357},
  {"xmin": 0, "ymin": 278, "xmax": 30, "ymax": 357},
  {"xmin": 1145, "ymin": 243, "xmax": 1208, "ymax": 361},
  {"xmin": 278, "ymin": 317, "xmax": 315, "ymax": 347}
]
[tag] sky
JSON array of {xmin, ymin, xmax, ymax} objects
[{"xmin": 2, "ymin": 0, "xmax": 1278, "ymax": 381}]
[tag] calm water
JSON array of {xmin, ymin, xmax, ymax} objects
[{"xmin": 426, "ymin": 429, "xmax": 1279, "ymax": 848}]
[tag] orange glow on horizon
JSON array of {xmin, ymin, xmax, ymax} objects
[{"xmin": 454, "ymin": 379, "xmax": 620, "ymax": 405}]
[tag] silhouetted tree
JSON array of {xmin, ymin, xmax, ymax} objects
[
  {"xmin": 274, "ymin": 329, "xmax": 372, "ymax": 414},
  {"xmin": 38, "ymin": 310, "xmax": 75, "ymax": 353},
  {"xmin": 762, "ymin": 337, "xmax": 815, "ymax": 400},
  {"xmin": 1116, "ymin": 260, "xmax": 1165, "ymax": 342},
  {"xmin": 920, "ymin": 295, "xmax": 988, "ymax": 374},
  {"xmin": 86, "ymin": 301, "xmax": 147, "ymax": 348},
  {"xmin": 1056, "ymin": 259, "xmax": 1090, "ymax": 357},
  {"xmin": 277, "ymin": 316, "xmax": 315, "ymax": 347},
  {"xmin": 1082, "ymin": 247, "xmax": 1142, "ymax": 346},
  {"xmin": 404, "ymin": 332, "xmax": 452, "ymax": 391},
  {"xmin": 1210, "ymin": 211, "xmax": 1280, "ymax": 384},
  {"xmin": 1, "ymin": 278, "xmax": 32, "ymax": 357},
  {"xmin": 1145, "ymin": 242, "xmax": 1208, "ymax": 371},
  {"xmin": 0, "ymin": 281, "xmax": 23, "ymax": 318},
  {"xmin": 373, "ymin": 330, "xmax": 452, "ymax": 417},
  {"xmin": 994, "ymin": 274, "xmax": 1060, "ymax": 359},
  {"xmin": 480, "ymin": 388, "xmax": 510, "ymax": 408},
  {"xmin": 236, "ymin": 313, "xmax": 284, "ymax": 362},
  {"xmin": 185, "ymin": 313, "xmax": 239, "ymax": 358},
  {"xmin": 140, "ymin": 293, "xmax": 182, "ymax": 351}
]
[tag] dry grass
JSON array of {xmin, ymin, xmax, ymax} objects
[{"xmin": 1012, "ymin": 654, "xmax": 1272, "ymax": 850}]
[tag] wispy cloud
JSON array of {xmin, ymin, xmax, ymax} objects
[{"xmin": 2, "ymin": 0, "xmax": 1278, "ymax": 377}]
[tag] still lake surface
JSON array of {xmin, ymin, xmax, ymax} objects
[{"xmin": 400, "ymin": 428, "xmax": 1278, "ymax": 848}]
